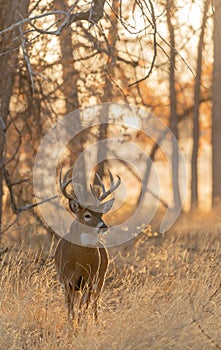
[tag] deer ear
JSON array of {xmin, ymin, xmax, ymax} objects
[
  {"xmin": 69, "ymin": 198, "xmax": 82, "ymax": 214},
  {"xmin": 100, "ymin": 198, "xmax": 115, "ymax": 213}
]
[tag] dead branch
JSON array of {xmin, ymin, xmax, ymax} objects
[
  {"xmin": 20, "ymin": 27, "xmax": 35, "ymax": 92},
  {"xmin": 129, "ymin": 0, "xmax": 157, "ymax": 86},
  {"xmin": 0, "ymin": 11, "xmax": 67, "ymax": 36},
  {"xmin": 0, "ymin": 115, "xmax": 22, "ymax": 170},
  {"xmin": 0, "ymin": 1, "xmax": 107, "ymax": 38},
  {"xmin": 3, "ymin": 167, "xmax": 58, "ymax": 214}
]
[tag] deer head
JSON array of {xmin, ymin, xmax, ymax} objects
[{"xmin": 59, "ymin": 167, "xmax": 121, "ymax": 233}]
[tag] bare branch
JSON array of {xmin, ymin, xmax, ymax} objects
[
  {"xmin": 3, "ymin": 167, "xmax": 58, "ymax": 214},
  {"xmin": 0, "ymin": 115, "xmax": 22, "ymax": 170},
  {"xmin": 17, "ymin": 195, "xmax": 59, "ymax": 212},
  {"xmin": 2, "ymin": 218, "xmax": 19, "ymax": 234},
  {"xmin": 0, "ymin": 1, "xmax": 107, "ymax": 39},
  {"xmin": 80, "ymin": 25, "xmax": 139, "ymax": 68},
  {"xmin": 129, "ymin": 0, "xmax": 157, "ymax": 86},
  {"xmin": 20, "ymin": 26, "xmax": 35, "ymax": 92},
  {"xmin": 0, "ymin": 11, "xmax": 67, "ymax": 36}
]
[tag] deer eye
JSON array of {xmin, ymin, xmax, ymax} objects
[{"xmin": 84, "ymin": 213, "xmax": 92, "ymax": 220}]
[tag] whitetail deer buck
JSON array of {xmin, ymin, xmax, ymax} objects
[{"xmin": 55, "ymin": 168, "xmax": 121, "ymax": 323}]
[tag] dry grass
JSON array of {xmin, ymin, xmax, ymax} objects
[{"xmin": 0, "ymin": 219, "xmax": 221, "ymax": 350}]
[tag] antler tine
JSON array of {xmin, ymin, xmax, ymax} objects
[
  {"xmin": 63, "ymin": 166, "xmax": 73, "ymax": 183},
  {"xmin": 107, "ymin": 168, "xmax": 114, "ymax": 184},
  {"xmin": 96, "ymin": 173, "xmax": 105, "ymax": 192},
  {"xmin": 59, "ymin": 167, "xmax": 76, "ymax": 200},
  {"xmin": 94, "ymin": 169, "xmax": 121, "ymax": 202},
  {"xmin": 109, "ymin": 172, "xmax": 121, "ymax": 193},
  {"xmin": 108, "ymin": 168, "xmax": 121, "ymax": 192},
  {"xmin": 90, "ymin": 183, "xmax": 98, "ymax": 198}
]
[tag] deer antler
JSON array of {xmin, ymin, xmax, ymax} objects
[
  {"xmin": 59, "ymin": 166, "xmax": 77, "ymax": 200},
  {"xmin": 90, "ymin": 169, "xmax": 121, "ymax": 202}
]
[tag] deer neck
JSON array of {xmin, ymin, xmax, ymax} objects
[{"xmin": 69, "ymin": 220, "xmax": 99, "ymax": 247}]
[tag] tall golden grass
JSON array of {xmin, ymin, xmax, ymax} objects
[{"xmin": 0, "ymin": 218, "xmax": 220, "ymax": 350}]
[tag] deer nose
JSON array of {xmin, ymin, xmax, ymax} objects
[{"xmin": 97, "ymin": 221, "xmax": 108, "ymax": 233}]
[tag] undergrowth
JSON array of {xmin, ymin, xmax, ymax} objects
[{"xmin": 0, "ymin": 225, "xmax": 220, "ymax": 350}]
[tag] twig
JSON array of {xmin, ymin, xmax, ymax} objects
[
  {"xmin": 0, "ymin": 1, "xmax": 107, "ymax": 38},
  {"xmin": 192, "ymin": 317, "xmax": 221, "ymax": 350},
  {"xmin": 0, "ymin": 114, "xmax": 22, "ymax": 170},
  {"xmin": 20, "ymin": 26, "xmax": 35, "ymax": 92},
  {"xmin": 3, "ymin": 167, "xmax": 58, "ymax": 214},
  {"xmin": 2, "ymin": 217, "xmax": 19, "ymax": 234},
  {"xmin": 190, "ymin": 300, "xmax": 221, "ymax": 350},
  {"xmin": 129, "ymin": 0, "xmax": 157, "ymax": 86},
  {"xmin": 0, "ymin": 11, "xmax": 67, "ymax": 36},
  {"xmin": 17, "ymin": 195, "xmax": 59, "ymax": 212}
]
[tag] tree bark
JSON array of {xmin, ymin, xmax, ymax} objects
[
  {"xmin": 212, "ymin": 0, "xmax": 221, "ymax": 206},
  {"xmin": 166, "ymin": 0, "xmax": 181, "ymax": 210},
  {"xmin": 191, "ymin": 0, "xmax": 210, "ymax": 209},
  {"xmin": 96, "ymin": 0, "xmax": 119, "ymax": 180},
  {"xmin": 0, "ymin": 0, "xmax": 30, "ymax": 239},
  {"xmin": 54, "ymin": 0, "xmax": 87, "ymax": 190}
]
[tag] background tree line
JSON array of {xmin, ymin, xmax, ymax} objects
[{"xmin": 0, "ymin": 0, "xmax": 220, "ymax": 243}]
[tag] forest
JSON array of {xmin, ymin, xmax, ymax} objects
[{"xmin": 0, "ymin": 1, "xmax": 221, "ymax": 349}]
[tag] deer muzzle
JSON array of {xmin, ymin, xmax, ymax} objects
[{"xmin": 96, "ymin": 220, "xmax": 108, "ymax": 234}]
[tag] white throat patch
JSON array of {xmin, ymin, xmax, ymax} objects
[{"xmin": 80, "ymin": 233, "xmax": 98, "ymax": 247}]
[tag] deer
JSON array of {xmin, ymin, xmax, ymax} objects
[{"xmin": 55, "ymin": 167, "xmax": 121, "ymax": 323}]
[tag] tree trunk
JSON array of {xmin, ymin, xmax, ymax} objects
[
  {"xmin": 191, "ymin": 0, "xmax": 210, "ymax": 209},
  {"xmin": 212, "ymin": 0, "xmax": 221, "ymax": 206},
  {"xmin": 166, "ymin": 0, "xmax": 181, "ymax": 210},
  {"xmin": 54, "ymin": 0, "xmax": 87, "ymax": 189},
  {"xmin": 96, "ymin": 0, "xmax": 119, "ymax": 180},
  {"xmin": 0, "ymin": 0, "xmax": 30, "ymax": 239}
]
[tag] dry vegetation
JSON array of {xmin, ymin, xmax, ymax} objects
[{"xmin": 0, "ymin": 214, "xmax": 221, "ymax": 350}]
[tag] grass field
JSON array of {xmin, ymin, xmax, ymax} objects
[{"xmin": 0, "ymin": 214, "xmax": 220, "ymax": 350}]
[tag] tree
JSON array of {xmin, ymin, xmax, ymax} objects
[
  {"xmin": 0, "ymin": 0, "xmax": 30, "ymax": 238},
  {"xmin": 191, "ymin": 0, "xmax": 210, "ymax": 209},
  {"xmin": 212, "ymin": 0, "xmax": 221, "ymax": 206},
  {"xmin": 54, "ymin": 0, "xmax": 87, "ymax": 189},
  {"xmin": 95, "ymin": 0, "xmax": 119, "ymax": 181},
  {"xmin": 0, "ymin": 0, "xmax": 215, "ymax": 244},
  {"xmin": 166, "ymin": 0, "xmax": 181, "ymax": 210}
]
